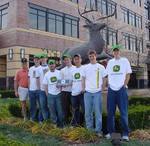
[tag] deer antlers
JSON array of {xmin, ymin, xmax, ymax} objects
[
  {"xmin": 96, "ymin": 7, "xmax": 116, "ymax": 21},
  {"xmin": 78, "ymin": 2, "xmax": 116, "ymax": 22},
  {"xmin": 78, "ymin": 2, "xmax": 97, "ymax": 23}
]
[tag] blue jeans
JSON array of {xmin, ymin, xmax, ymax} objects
[
  {"xmin": 71, "ymin": 93, "xmax": 85, "ymax": 126},
  {"xmin": 84, "ymin": 91, "xmax": 102, "ymax": 133},
  {"xmin": 107, "ymin": 86, "xmax": 129, "ymax": 136},
  {"xmin": 39, "ymin": 90, "xmax": 49, "ymax": 120},
  {"xmin": 48, "ymin": 93, "xmax": 63, "ymax": 127},
  {"xmin": 29, "ymin": 90, "xmax": 41, "ymax": 121}
]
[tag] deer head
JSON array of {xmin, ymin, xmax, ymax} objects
[{"xmin": 78, "ymin": 4, "xmax": 116, "ymax": 32}]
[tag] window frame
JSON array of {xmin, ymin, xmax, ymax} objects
[
  {"xmin": 0, "ymin": 3, "xmax": 9, "ymax": 30},
  {"xmin": 28, "ymin": 3, "xmax": 79, "ymax": 38}
]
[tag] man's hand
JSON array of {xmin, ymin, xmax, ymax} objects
[{"xmin": 15, "ymin": 91, "xmax": 18, "ymax": 97}]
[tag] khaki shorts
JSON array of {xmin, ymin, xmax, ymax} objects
[{"xmin": 18, "ymin": 87, "xmax": 28, "ymax": 101}]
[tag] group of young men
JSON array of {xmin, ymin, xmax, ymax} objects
[{"xmin": 14, "ymin": 44, "xmax": 132, "ymax": 141}]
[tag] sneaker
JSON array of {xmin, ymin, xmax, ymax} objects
[
  {"xmin": 105, "ymin": 133, "xmax": 111, "ymax": 139},
  {"xmin": 122, "ymin": 135, "xmax": 129, "ymax": 142}
]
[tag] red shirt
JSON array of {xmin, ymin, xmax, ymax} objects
[{"xmin": 14, "ymin": 68, "xmax": 28, "ymax": 88}]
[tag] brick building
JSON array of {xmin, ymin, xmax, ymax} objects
[{"xmin": 0, "ymin": 0, "xmax": 149, "ymax": 89}]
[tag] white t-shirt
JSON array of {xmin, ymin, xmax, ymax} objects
[
  {"xmin": 28, "ymin": 66, "xmax": 40, "ymax": 91},
  {"xmin": 35, "ymin": 65, "xmax": 49, "ymax": 91},
  {"xmin": 60, "ymin": 65, "xmax": 75, "ymax": 92},
  {"xmin": 83, "ymin": 63, "xmax": 106, "ymax": 93},
  {"xmin": 43, "ymin": 69, "xmax": 61, "ymax": 95},
  {"xmin": 106, "ymin": 57, "xmax": 132, "ymax": 91},
  {"xmin": 71, "ymin": 65, "xmax": 84, "ymax": 96}
]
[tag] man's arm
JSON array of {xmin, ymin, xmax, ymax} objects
[
  {"xmin": 102, "ymin": 76, "xmax": 108, "ymax": 91},
  {"xmin": 44, "ymin": 84, "xmax": 48, "ymax": 97},
  {"xmin": 36, "ymin": 77, "xmax": 40, "ymax": 90},
  {"xmin": 124, "ymin": 73, "xmax": 130, "ymax": 87},
  {"xmin": 14, "ymin": 80, "xmax": 18, "ymax": 97},
  {"xmin": 82, "ymin": 76, "xmax": 85, "ymax": 93}
]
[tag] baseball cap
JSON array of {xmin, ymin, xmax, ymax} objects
[
  {"xmin": 21, "ymin": 58, "xmax": 27, "ymax": 63},
  {"xmin": 33, "ymin": 54, "xmax": 41, "ymax": 59},
  {"xmin": 111, "ymin": 44, "xmax": 123, "ymax": 51},
  {"xmin": 62, "ymin": 54, "xmax": 72, "ymax": 60},
  {"xmin": 41, "ymin": 53, "xmax": 48, "ymax": 58},
  {"xmin": 48, "ymin": 59, "xmax": 56, "ymax": 65}
]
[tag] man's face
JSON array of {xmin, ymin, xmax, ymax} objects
[
  {"xmin": 34, "ymin": 58, "xmax": 40, "ymax": 66},
  {"xmin": 113, "ymin": 49, "xmax": 120, "ymax": 58},
  {"xmin": 73, "ymin": 56, "xmax": 82, "ymax": 66},
  {"xmin": 63, "ymin": 57, "xmax": 72, "ymax": 66},
  {"xmin": 41, "ymin": 57, "xmax": 47, "ymax": 64},
  {"xmin": 88, "ymin": 53, "xmax": 97, "ymax": 63},
  {"xmin": 49, "ymin": 63, "xmax": 56, "ymax": 70}
]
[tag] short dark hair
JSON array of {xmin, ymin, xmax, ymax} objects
[
  {"xmin": 73, "ymin": 54, "xmax": 81, "ymax": 58},
  {"xmin": 21, "ymin": 58, "xmax": 27, "ymax": 63},
  {"xmin": 88, "ymin": 50, "xmax": 97, "ymax": 56}
]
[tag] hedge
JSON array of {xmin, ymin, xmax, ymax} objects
[
  {"xmin": 103, "ymin": 105, "xmax": 150, "ymax": 133},
  {"xmin": 0, "ymin": 90, "xmax": 16, "ymax": 98},
  {"xmin": 129, "ymin": 96, "xmax": 150, "ymax": 106},
  {"xmin": 6, "ymin": 101, "xmax": 150, "ymax": 131}
]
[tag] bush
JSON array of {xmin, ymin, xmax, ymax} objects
[
  {"xmin": 102, "ymin": 105, "xmax": 150, "ymax": 132},
  {"xmin": 129, "ymin": 96, "xmax": 150, "ymax": 106},
  {"xmin": 0, "ymin": 90, "xmax": 16, "ymax": 98}
]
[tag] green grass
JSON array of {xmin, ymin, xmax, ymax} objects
[
  {"xmin": 0, "ymin": 124, "xmax": 64, "ymax": 146},
  {"xmin": 0, "ymin": 98, "xmax": 150, "ymax": 146},
  {"xmin": 0, "ymin": 124, "xmax": 150, "ymax": 146}
]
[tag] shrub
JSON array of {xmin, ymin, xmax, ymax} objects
[
  {"xmin": 0, "ymin": 90, "xmax": 16, "ymax": 98},
  {"xmin": 129, "ymin": 96, "xmax": 150, "ymax": 106},
  {"xmin": 102, "ymin": 105, "xmax": 150, "ymax": 132}
]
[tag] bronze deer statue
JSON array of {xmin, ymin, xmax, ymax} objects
[{"xmin": 60, "ymin": 4, "xmax": 116, "ymax": 66}]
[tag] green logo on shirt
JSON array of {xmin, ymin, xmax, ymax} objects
[
  {"xmin": 113, "ymin": 65, "xmax": 120, "ymax": 72},
  {"xmin": 50, "ymin": 76, "xmax": 57, "ymax": 82},
  {"xmin": 74, "ymin": 73, "xmax": 80, "ymax": 79}
]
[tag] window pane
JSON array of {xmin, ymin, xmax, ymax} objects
[
  {"xmin": 38, "ymin": 10, "xmax": 46, "ymax": 16},
  {"xmin": 2, "ymin": 14, "xmax": 7, "ymax": 28},
  {"xmin": 65, "ymin": 23, "xmax": 71, "ymax": 36},
  {"xmin": 56, "ymin": 20, "xmax": 63, "ymax": 34},
  {"xmin": 48, "ymin": 13, "xmax": 55, "ymax": 19},
  {"xmin": 29, "ymin": 8, "xmax": 37, "ymax": 14},
  {"xmin": 102, "ymin": 0, "xmax": 107, "ymax": 15},
  {"xmin": 2, "ymin": 8, "xmax": 8, "ymax": 15},
  {"xmin": 38, "ymin": 15, "xmax": 46, "ymax": 31},
  {"xmin": 72, "ymin": 25, "xmax": 77, "ymax": 37},
  {"xmin": 48, "ymin": 18, "xmax": 55, "ymax": 33},
  {"xmin": 29, "ymin": 14, "xmax": 37, "ymax": 29}
]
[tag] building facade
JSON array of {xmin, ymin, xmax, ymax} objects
[{"xmin": 0, "ymin": 0, "xmax": 149, "ymax": 89}]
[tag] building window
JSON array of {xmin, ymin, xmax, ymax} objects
[
  {"xmin": 48, "ymin": 11, "xmax": 63, "ymax": 35},
  {"xmin": 121, "ymin": 6, "xmax": 142, "ymax": 29},
  {"xmin": 101, "ymin": 27, "xmax": 117, "ymax": 46},
  {"xmin": 123, "ymin": 33, "xmax": 143, "ymax": 53},
  {"xmin": 97, "ymin": 0, "xmax": 117, "ymax": 18},
  {"xmin": 136, "ymin": 15, "xmax": 142, "ymax": 28},
  {"xmin": 122, "ymin": 8, "xmax": 128, "ymax": 23},
  {"xmin": 86, "ymin": 0, "xmax": 96, "ymax": 9},
  {"xmin": 29, "ymin": 3, "xmax": 79, "ymax": 38},
  {"xmin": 130, "ymin": 36, "xmax": 136, "ymax": 52},
  {"xmin": 123, "ymin": 34, "xmax": 130, "ymax": 50},
  {"xmin": 133, "ymin": 0, "xmax": 141, "ymax": 7},
  {"xmin": 0, "ymin": 3, "xmax": 9, "ymax": 29},
  {"xmin": 129, "ymin": 12, "xmax": 135, "ymax": 26}
]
